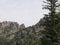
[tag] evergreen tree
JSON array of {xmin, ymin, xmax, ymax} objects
[{"xmin": 42, "ymin": 0, "xmax": 60, "ymax": 45}]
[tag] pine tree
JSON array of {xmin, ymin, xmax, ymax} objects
[{"xmin": 42, "ymin": 0, "xmax": 60, "ymax": 45}]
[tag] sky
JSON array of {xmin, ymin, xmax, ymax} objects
[{"xmin": 0, "ymin": 0, "xmax": 45, "ymax": 27}]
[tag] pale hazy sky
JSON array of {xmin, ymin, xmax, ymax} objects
[{"xmin": 0, "ymin": 0, "xmax": 45, "ymax": 27}]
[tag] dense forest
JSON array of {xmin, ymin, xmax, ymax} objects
[{"xmin": 0, "ymin": 0, "xmax": 60, "ymax": 45}]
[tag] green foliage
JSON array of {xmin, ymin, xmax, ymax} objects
[
  {"xmin": 42, "ymin": 0, "xmax": 60, "ymax": 45},
  {"xmin": 0, "ymin": 36, "xmax": 9, "ymax": 45},
  {"xmin": 41, "ymin": 36, "xmax": 53, "ymax": 45}
]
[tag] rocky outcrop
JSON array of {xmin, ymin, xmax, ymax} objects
[
  {"xmin": 19, "ymin": 24, "xmax": 25, "ymax": 29},
  {"xmin": 14, "ymin": 19, "xmax": 45, "ymax": 44},
  {"xmin": 0, "ymin": 21, "xmax": 26, "ymax": 40},
  {"xmin": 0, "ymin": 19, "xmax": 45, "ymax": 41}
]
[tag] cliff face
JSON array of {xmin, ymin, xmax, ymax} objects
[
  {"xmin": 0, "ymin": 19, "xmax": 44, "ymax": 41},
  {"xmin": 14, "ymin": 19, "xmax": 45, "ymax": 44},
  {"xmin": 0, "ymin": 21, "xmax": 25, "ymax": 39}
]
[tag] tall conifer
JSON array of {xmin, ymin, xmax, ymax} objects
[{"xmin": 42, "ymin": 0, "xmax": 60, "ymax": 45}]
